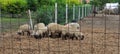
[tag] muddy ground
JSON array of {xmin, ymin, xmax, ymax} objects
[{"xmin": 0, "ymin": 14, "xmax": 120, "ymax": 54}]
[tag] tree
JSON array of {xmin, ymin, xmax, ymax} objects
[
  {"xmin": 27, "ymin": 0, "xmax": 38, "ymax": 11},
  {"xmin": 0, "ymin": 0, "xmax": 27, "ymax": 14}
]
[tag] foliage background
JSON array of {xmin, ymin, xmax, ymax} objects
[{"xmin": 0, "ymin": 0, "xmax": 120, "ymax": 24}]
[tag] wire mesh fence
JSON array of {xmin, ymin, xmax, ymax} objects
[{"xmin": 0, "ymin": 5, "xmax": 120, "ymax": 54}]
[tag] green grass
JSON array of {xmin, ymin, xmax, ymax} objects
[
  {"xmin": 0, "ymin": 18, "xmax": 29, "ymax": 23},
  {"xmin": 0, "ymin": 18, "xmax": 30, "ymax": 32}
]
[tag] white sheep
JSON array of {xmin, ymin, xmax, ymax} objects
[
  {"xmin": 32, "ymin": 27, "xmax": 47, "ymax": 39},
  {"xmin": 34, "ymin": 23, "xmax": 46, "ymax": 30},
  {"xmin": 65, "ymin": 23, "xmax": 80, "ymax": 29},
  {"xmin": 31, "ymin": 23, "xmax": 48, "ymax": 39},
  {"xmin": 17, "ymin": 24, "xmax": 31, "ymax": 36},
  {"xmin": 47, "ymin": 22, "xmax": 84, "ymax": 40},
  {"xmin": 47, "ymin": 23, "xmax": 64, "ymax": 38},
  {"xmin": 61, "ymin": 23, "xmax": 84, "ymax": 40}
]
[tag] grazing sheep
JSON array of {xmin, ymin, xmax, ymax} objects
[
  {"xmin": 62, "ymin": 23, "xmax": 84, "ymax": 40},
  {"xmin": 33, "ymin": 27, "xmax": 47, "ymax": 39},
  {"xmin": 17, "ymin": 24, "xmax": 30, "ymax": 36},
  {"xmin": 47, "ymin": 22, "xmax": 84, "ymax": 40},
  {"xmin": 47, "ymin": 23, "xmax": 64, "ymax": 38},
  {"xmin": 100, "ymin": 8, "xmax": 118, "ymax": 14},
  {"xmin": 31, "ymin": 23, "xmax": 48, "ymax": 39},
  {"xmin": 34, "ymin": 23, "xmax": 45, "ymax": 30},
  {"xmin": 65, "ymin": 23, "xmax": 80, "ymax": 29},
  {"xmin": 69, "ymin": 28, "xmax": 84, "ymax": 40}
]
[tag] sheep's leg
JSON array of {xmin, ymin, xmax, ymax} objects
[
  {"xmin": 65, "ymin": 34, "xmax": 69, "ymax": 40},
  {"xmin": 39, "ymin": 34, "xmax": 42, "ymax": 39},
  {"xmin": 62, "ymin": 34, "xmax": 67, "ymax": 40},
  {"xmin": 22, "ymin": 31, "xmax": 24, "ymax": 36},
  {"xmin": 42, "ymin": 32, "xmax": 45, "ymax": 38},
  {"xmin": 71, "ymin": 34, "xmax": 75, "ymax": 40},
  {"xmin": 61, "ymin": 34, "xmax": 64, "ymax": 40},
  {"xmin": 27, "ymin": 31, "xmax": 30, "ymax": 36},
  {"xmin": 46, "ymin": 31, "xmax": 49, "ymax": 38},
  {"xmin": 74, "ymin": 35, "xmax": 78, "ymax": 40},
  {"xmin": 61, "ymin": 36, "xmax": 64, "ymax": 40},
  {"xmin": 44, "ymin": 31, "xmax": 48, "ymax": 38},
  {"xmin": 47, "ymin": 31, "xmax": 51, "ymax": 38},
  {"xmin": 71, "ymin": 35, "xmax": 74, "ymax": 40},
  {"xmin": 34, "ymin": 35, "xmax": 39, "ymax": 39},
  {"xmin": 59, "ymin": 31, "xmax": 62, "ymax": 38},
  {"xmin": 50, "ymin": 32, "xmax": 53, "ymax": 38},
  {"xmin": 64, "ymin": 35, "xmax": 67, "ymax": 40},
  {"xmin": 75, "ymin": 36, "xmax": 78, "ymax": 40},
  {"xmin": 80, "ymin": 35, "xmax": 84, "ymax": 40},
  {"xmin": 45, "ymin": 32, "xmax": 48, "ymax": 37}
]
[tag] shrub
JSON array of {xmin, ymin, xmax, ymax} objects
[{"xmin": 32, "ymin": 5, "xmax": 91, "ymax": 25}]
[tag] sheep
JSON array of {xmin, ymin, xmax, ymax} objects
[
  {"xmin": 31, "ymin": 23, "xmax": 48, "ymax": 39},
  {"xmin": 65, "ymin": 23, "xmax": 80, "ymax": 29},
  {"xmin": 68, "ymin": 28, "xmax": 84, "ymax": 40},
  {"xmin": 34, "ymin": 23, "xmax": 45, "ymax": 30},
  {"xmin": 32, "ymin": 27, "xmax": 48, "ymax": 39},
  {"xmin": 47, "ymin": 22, "xmax": 84, "ymax": 40},
  {"xmin": 100, "ymin": 8, "xmax": 118, "ymax": 14},
  {"xmin": 17, "ymin": 24, "xmax": 31, "ymax": 36},
  {"xmin": 61, "ymin": 23, "xmax": 84, "ymax": 40},
  {"xmin": 47, "ymin": 23, "xmax": 64, "ymax": 38}
]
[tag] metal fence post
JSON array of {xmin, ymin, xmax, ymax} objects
[
  {"xmin": 78, "ymin": 5, "xmax": 81, "ymax": 20},
  {"xmin": 82, "ymin": 5, "xmax": 84, "ymax": 19},
  {"xmin": 66, "ymin": 4, "xmax": 68, "ymax": 24},
  {"xmin": 73, "ymin": 4, "xmax": 75, "ymax": 20},
  {"xmin": 55, "ymin": 3, "xmax": 57, "ymax": 23}
]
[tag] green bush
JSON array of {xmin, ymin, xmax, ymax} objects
[
  {"xmin": 32, "ymin": 6, "xmax": 55, "ymax": 25},
  {"xmin": 33, "ymin": 5, "xmax": 91, "ymax": 25},
  {"xmin": 0, "ymin": 0, "xmax": 27, "ymax": 14}
]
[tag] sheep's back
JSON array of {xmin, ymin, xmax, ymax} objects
[
  {"xmin": 19, "ymin": 24, "xmax": 30, "ymax": 31},
  {"xmin": 34, "ymin": 23, "xmax": 46, "ymax": 30},
  {"xmin": 47, "ymin": 23, "xmax": 64, "ymax": 32}
]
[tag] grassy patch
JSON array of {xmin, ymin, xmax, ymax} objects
[
  {"xmin": 0, "ymin": 18, "xmax": 30, "ymax": 32},
  {"xmin": 0, "ymin": 18, "xmax": 29, "ymax": 23}
]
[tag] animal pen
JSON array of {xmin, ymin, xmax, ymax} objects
[{"xmin": 0, "ymin": 2, "xmax": 120, "ymax": 54}]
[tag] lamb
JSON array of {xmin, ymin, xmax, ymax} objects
[
  {"xmin": 31, "ymin": 23, "xmax": 48, "ymax": 39},
  {"xmin": 17, "ymin": 24, "xmax": 31, "ymax": 36}
]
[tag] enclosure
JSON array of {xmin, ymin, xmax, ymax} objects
[{"xmin": 0, "ymin": 0, "xmax": 120, "ymax": 54}]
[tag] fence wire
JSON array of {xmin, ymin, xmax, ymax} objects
[{"xmin": 0, "ymin": 5, "xmax": 120, "ymax": 54}]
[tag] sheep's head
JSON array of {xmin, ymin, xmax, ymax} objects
[
  {"xmin": 32, "ymin": 31, "xmax": 40, "ymax": 39},
  {"xmin": 80, "ymin": 32, "xmax": 84, "ymax": 40},
  {"xmin": 34, "ymin": 35, "xmax": 41, "ymax": 39},
  {"xmin": 32, "ymin": 30, "xmax": 43, "ymax": 39},
  {"xmin": 31, "ymin": 30, "xmax": 36, "ymax": 36},
  {"xmin": 17, "ymin": 30, "xmax": 22, "ymax": 35}
]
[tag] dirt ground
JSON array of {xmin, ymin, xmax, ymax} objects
[{"xmin": 0, "ymin": 14, "xmax": 120, "ymax": 54}]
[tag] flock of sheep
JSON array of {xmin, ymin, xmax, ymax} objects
[{"xmin": 17, "ymin": 21, "xmax": 84, "ymax": 40}]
